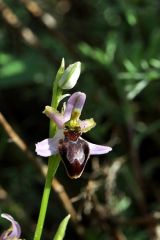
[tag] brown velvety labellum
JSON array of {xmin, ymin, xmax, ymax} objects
[{"xmin": 58, "ymin": 138, "xmax": 90, "ymax": 179}]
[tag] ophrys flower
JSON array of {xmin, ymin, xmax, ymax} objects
[{"xmin": 36, "ymin": 92, "xmax": 112, "ymax": 179}]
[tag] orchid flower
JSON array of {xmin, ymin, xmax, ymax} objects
[
  {"xmin": 0, "ymin": 213, "xmax": 22, "ymax": 240},
  {"xmin": 36, "ymin": 92, "xmax": 112, "ymax": 178}
]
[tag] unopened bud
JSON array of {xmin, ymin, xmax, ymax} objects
[{"xmin": 58, "ymin": 62, "xmax": 81, "ymax": 89}]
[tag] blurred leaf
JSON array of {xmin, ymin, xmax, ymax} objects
[
  {"xmin": 126, "ymin": 79, "xmax": 149, "ymax": 100},
  {"xmin": 150, "ymin": 58, "xmax": 160, "ymax": 68},
  {"xmin": 119, "ymin": 0, "xmax": 137, "ymax": 26},
  {"xmin": 0, "ymin": 52, "xmax": 51, "ymax": 88},
  {"xmin": 53, "ymin": 215, "xmax": 70, "ymax": 240},
  {"xmin": 1, "ymin": 57, "xmax": 26, "ymax": 77},
  {"xmin": 123, "ymin": 59, "xmax": 137, "ymax": 73},
  {"xmin": 79, "ymin": 43, "xmax": 106, "ymax": 65},
  {"xmin": 114, "ymin": 195, "xmax": 131, "ymax": 214},
  {"xmin": 104, "ymin": 32, "xmax": 118, "ymax": 64}
]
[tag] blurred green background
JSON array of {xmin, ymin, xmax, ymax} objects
[{"xmin": 0, "ymin": 0, "xmax": 160, "ymax": 239}]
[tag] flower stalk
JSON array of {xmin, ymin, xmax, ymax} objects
[
  {"xmin": 33, "ymin": 60, "xmax": 64, "ymax": 240},
  {"xmin": 33, "ymin": 155, "xmax": 60, "ymax": 240}
]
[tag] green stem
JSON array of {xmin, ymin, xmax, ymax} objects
[
  {"xmin": 33, "ymin": 155, "xmax": 60, "ymax": 240},
  {"xmin": 33, "ymin": 64, "xmax": 64, "ymax": 240}
]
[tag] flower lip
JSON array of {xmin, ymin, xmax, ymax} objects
[{"xmin": 58, "ymin": 137, "xmax": 90, "ymax": 179}]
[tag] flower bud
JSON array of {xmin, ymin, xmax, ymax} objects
[{"xmin": 58, "ymin": 62, "xmax": 81, "ymax": 89}]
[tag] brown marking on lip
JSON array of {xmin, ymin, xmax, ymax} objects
[{"xmin": 58, "ymin": 137, "xmax": 90, "ymax": 179}]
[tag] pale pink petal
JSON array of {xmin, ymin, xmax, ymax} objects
[
  {"xmin": 84, "ymin": 139, "xmax": 112, "ymax": 155},
  {"xmin": 1, "ymin": 213, "xmax": 21, "ymax": 239},
  {"xmin": 64, "ymin": 92, "xmax": 86, "ymax": 122},
  {"xmin": 79, "ymin": 118, "xmax": 96, "ymax": 133},
  {"xmin": 35, "ymin": 130, "xmax": 63, "ymax": 157},
  {"xmin": 43, "ymin": 106, "xmax": 64, "ymax": 128},
  {"xmin": 48, "ymin": 112, "xmax": 64, "ymax": 128}
]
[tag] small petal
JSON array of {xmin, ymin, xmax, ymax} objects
[
  {"xmin": 35, "ymin": 130, "xmax": 63, "ymax": 157},
  {"xmin": 36, "ymin": 138, "xmax": 58, "ymax": 157},
  {"xmin": 1, "ymin": 213, "xmax": 21, "ymax": 239},
  {"xmin": 84, "ymin": 139, "xmax": 112, "ymax": 155},
  {"xmin": 80, "ymin": 118, "xmax": 96, "ymax": 133},
  {"xmin": 58, "ymin": 62, "xmax": 81, "ymax": 89},
  {"xmin": 64, "ymin": 92, "xmax": 86, "ymax": 122},
  {"xmin": 43, "ymin": 106, "xmax": 64, "ymax": 128}
]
